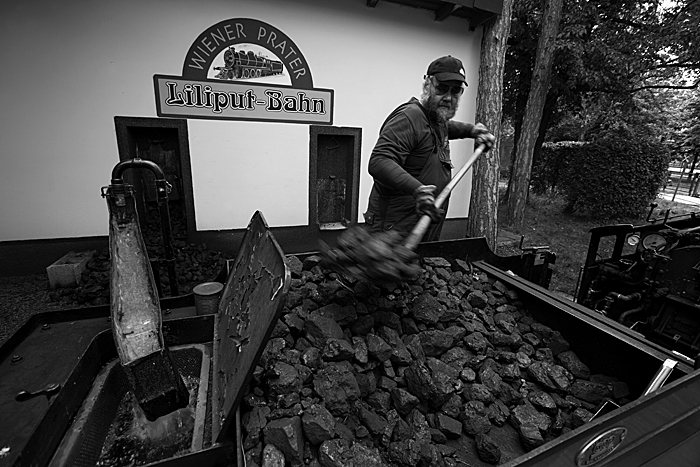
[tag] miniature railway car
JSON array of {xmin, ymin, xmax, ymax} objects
[{"xmin": 2, "ymin": 219, "xmax": 699, "ymax": 466}]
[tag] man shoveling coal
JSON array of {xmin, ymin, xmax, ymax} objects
[
  {"xmin": 364, "ymin": 55, "xmax": 495, "ymax": 241},
  {"xmin": 321, "ymin": 56, "xmax": 495, "ymax": 284}
]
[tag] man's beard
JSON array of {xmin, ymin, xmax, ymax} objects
[
  {"xmin": 430, "ymin": 106, "xmax": 456, "ymax": 123},
  {"xmin": 422, "ymin": 94, "xmax": 458, "ymax": 123}
]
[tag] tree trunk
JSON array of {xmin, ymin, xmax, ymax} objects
[
  {"xmin": 531, "ymin": 91, "xmax": 559, "ymax": 182},
  {"xmin": 466, "ymin": 0, "xmax": 515, "ymax": 249},
  {"xmin": 503, "ymin": 0, "xmax": 564, "ymax": 226},
  {"xmin": 502, "ymin": 115, "xmax": 522, "ymax": 205},
  {"xmin": 535, "ymin": 92, "xmax": 558, "ymax": 159}
]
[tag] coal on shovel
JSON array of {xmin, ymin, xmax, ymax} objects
[{"xmin": 320, "ymin": 144, "xmax": 487, "ymax": 284}]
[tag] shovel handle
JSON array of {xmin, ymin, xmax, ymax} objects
[{"xmin": 403, "ymin": 144, "xmax": 486, "ymax": 251}]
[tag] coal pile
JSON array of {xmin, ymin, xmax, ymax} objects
[
  {"xmin": 47, "ymin": 202, "xmax": 226, "ymax": 307},
  {"xmin": 47, "ymin": 240, "xmax": 225, "ymax": 307},
  {"xmin": 240, "ymin": 255, "xmax": 631, "ymax": 467}
]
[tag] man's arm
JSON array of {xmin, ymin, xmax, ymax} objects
[
  {"xmin": 368, "ymin": 112, "xmax": 423, "ymax": 195},
  {"xmin": 448, "ymin": 121, "xmax": 495, "ymax": 149},
  {"xmin": 447, "ymin": 120, "xmax": 475, "ymax": 139}
]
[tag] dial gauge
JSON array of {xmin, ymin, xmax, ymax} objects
[{"xmin": 641, "ymin": 233, "xmax": 667, "ymax": 251}]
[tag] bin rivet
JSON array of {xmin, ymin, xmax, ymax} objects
[
  {"xmin": 11, "ymin": 355, "xmax": 22, "ymax": 364},
  {"xmin": 42, "ymin": 324, "xmax": 50, "ymax": 330}
]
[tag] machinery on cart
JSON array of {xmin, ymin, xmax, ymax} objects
[{"xmin": 575, "ymin": 204, "xmax": 700, "ymax": 364}]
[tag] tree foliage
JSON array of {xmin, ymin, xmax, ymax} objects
[
  {"xmin": 499, "ymin": 0, "xmax": 700, "ymax": 220},
  {"xmin": 512, "ymin": 0, "xmax": 699, "ymax": 99}
]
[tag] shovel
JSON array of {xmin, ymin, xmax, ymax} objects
[{"xmin": 320, "ymin": 144, "xmax": 487, "ymax": 284}]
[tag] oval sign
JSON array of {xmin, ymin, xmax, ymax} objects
[{"xmin": 576, "ymin": 427, "xmax": 627, "ymax": 466}]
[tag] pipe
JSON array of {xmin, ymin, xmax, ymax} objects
[
  {"xmin": 642, "ymin": 359, "xmax": 677, "ymax": 396},
  {"xmin": 111, "ymin": 157, "xmax": 165, "ymax": 184},
  {"xmin": 109, "ymin": 158, "xmax": 179, "ymax": 296},
  {"xmin": 589, "ymin": 288, "xmax": 644, "ymax": 312},
  {"xmin": 618, "ymin": 305, "xmax": 645, "ymax": 324},
  {"xmin": 606, "ymin": 292, "xmax": 642, "ymax": 302}
]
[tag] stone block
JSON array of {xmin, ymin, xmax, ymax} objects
[{"xmin": 46, "ymin": 250, "xmax": 95, "ymax": 289}]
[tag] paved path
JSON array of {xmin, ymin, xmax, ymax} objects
[{"xmin": 658, "ymin": 192, "xmax": 700, "ymax": 206}]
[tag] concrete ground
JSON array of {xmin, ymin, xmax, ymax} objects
[{"xmin": 496, "ymin": 229, "xmax": 521, "ymax": 248}]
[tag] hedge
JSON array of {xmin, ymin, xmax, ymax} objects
[{"xmin": 531, "ymin": 136, "xmax": 670, "ymax": 218}]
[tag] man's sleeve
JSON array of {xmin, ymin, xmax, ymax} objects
[
  {"xmin": 368, "ymin": 112, "xmax": 423, "ymax": 195},
  {"xmin": 447, "ymin": 120, "xmax": 475, "ymax": 139}
]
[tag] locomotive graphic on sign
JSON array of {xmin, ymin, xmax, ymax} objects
[{"xmin": 213, "ymin": 47, "xmax": 284, "ymax": 80}]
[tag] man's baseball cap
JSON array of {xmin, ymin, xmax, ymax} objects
[{"xmin": 427, "ymin": 55, "xmax": 467, "ymax": 85}]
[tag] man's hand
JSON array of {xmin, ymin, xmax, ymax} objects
[
  {"xmin": 471, "ymin": 123, "xmax": 495, "ymax": 150},
  {"xmin": 413, "ymin": 185, "xmax": 442, "ymax": 222}
]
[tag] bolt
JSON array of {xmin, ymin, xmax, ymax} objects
[
  {"xmin": 11, "ymin": 355, "xmax": 22, "ymax": 364},
  {"xmin": 42, "ymin": 324, "xmax": 50, "ymax": 331}
]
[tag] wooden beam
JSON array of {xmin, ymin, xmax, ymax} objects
[
  {"xmin": 474, "ymin": 0, "xmax": 503, "ymax": 14},
  {"xmin": 367, "ymin": 0, "xmax": 380, "ymax": 7},
  {"xmin": 446, "ymin": 0, "xmax": 475, "ymax": 7},
  {"xmin": 445, "ymin": 0, "xmax": 503, "ymax": 14},
  {"xmin": 467, "ymin": 11, "xmax": 497, "ymax": 29},
  {"xmin": 435, "ymin": 3, "xmax": 462, "ymax": 22}
]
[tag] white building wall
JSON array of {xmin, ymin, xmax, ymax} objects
[{"xmin": 0, "ymin": 0, "xmax": 482, "ymax": 241}]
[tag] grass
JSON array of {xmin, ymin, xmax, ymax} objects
[{"xmin": 495, "ymin": 188, "xmax": 700, "ymax": 299}]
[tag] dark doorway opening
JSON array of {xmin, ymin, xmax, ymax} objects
[
  {"xmin": 114, "ymin": 117, "xmax": 195, "ymax": 242},
  {"xmin": 309, "ymin": 126, "xmax": 362, "ymax": 230}
]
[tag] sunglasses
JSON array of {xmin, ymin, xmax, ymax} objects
[{"xmin": 431, "ymin": 78, "xmax": 464, "ymax": 96}]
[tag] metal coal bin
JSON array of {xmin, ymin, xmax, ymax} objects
[
  {"xmin": 3, "ymin": 211, "xmax": 700, "ymax": 465},
  {"xmin": 0, "ymin": 211, "xmax": 290, "ymax": 467}
]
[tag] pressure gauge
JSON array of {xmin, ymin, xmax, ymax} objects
[{"xmin": 641, "ymin": 233, "xmax": 667, "ymax": 251}]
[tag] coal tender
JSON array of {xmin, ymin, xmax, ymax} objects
[{"xmin": 2, "ymin": 222, "xmax": 700, "ymax": 465}]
